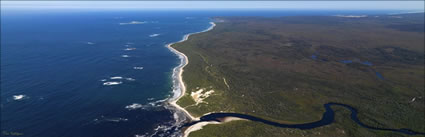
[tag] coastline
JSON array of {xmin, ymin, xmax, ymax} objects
[
  {"xmin": 166, "ymin": 22, "xmax": 216, "ymax": 121},
  {"xmin": 166, "ymin": 21, "xmax": 247, "ymax": 137},
  {"xmin": 183, "ymin": 117, "xmax": 246, "ymax": 137}
]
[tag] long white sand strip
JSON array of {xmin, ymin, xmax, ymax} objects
[{"xmin": 167, "ymin": 22, "xmax": 216, "ymax": 121}]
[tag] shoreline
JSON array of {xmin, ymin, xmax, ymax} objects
[
  {"xmin": 166, "ymin": 22, "xmax": 216, "ymax": 121},
  {"xmin": 183, "ymin": 117, "xmax": 246, "ymax": 137},
  {"xmin": 166, "ymin": 21, "xmax": 246, "ymax": 137}
]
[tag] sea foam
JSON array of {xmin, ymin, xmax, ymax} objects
[
  {"xmin": 133, "ymin": 67, "xmax": 144, "ymax": 70},
  {"xmin": 125, "ymin": 103, "xmax": 143, "ymax": 110},
  {"xmin": 119, "ymin": 21, "xmax": 147, "ymax": 25},
  {"xmin": 125, "ymin": 99, "xmax": 166, "ymax": 111},
  {"xmin": 103, "ymin": 81, "xmax": 122, "ymax": 86},
  {"xmin": 13, "ymin": 95, "xmax": 27, "ymax": 100},
  {"xmin": 125, "ymin": 78, "xmax": 136, "ymax": 81},
  {"xmin": 93, "ymin": 115, "xmax": 129, "ymax": 124},
  {"xmin": 110, "ymin": 76, "xmax": 123, "ymax": 79},
  {"xmin": 124, "ymin": 48, "xmax": 136, "ymax": 51},
  {"xmin": 149, "ymin": 34, "xmax": 160, "ymax": 37}
]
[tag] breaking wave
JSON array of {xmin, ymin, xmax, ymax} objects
[
  {"xmin": 149, "ymin": 34, "xmax": 160, "ymax": 37},
  {"xmin": 125, "ymin": 99, "xmax": 167, "ymax": 111},
  {"xmin": 124, "ymin": 48, "xmax": 136, "ymax": 51},
  {"xmin": 13, "ymin": 95, "xmax": 28, "ymax": 101},
  {"xmin": 93, "ymin": 115, "xmax": 129, "ymax": 124},
  {"xmin": 119, "ymin": 21, "xmax": 147, "ymax": 25},
  {"xmin": 103, "ymin": 81, "xmax": 122, "ymax": 86}
]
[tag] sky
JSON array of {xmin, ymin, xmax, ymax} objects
[{"xmin": 1, "ymin": 1, "xmax": 424, "ymax": 11}]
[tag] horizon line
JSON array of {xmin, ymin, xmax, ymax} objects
[{"xmin": 1, "ymin": 1, "xmax": 424, "ymax": 10}]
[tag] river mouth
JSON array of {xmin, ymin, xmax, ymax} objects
[{"xmin": 180, "ymin": 103, "xmax": 425, "ymax": 136}]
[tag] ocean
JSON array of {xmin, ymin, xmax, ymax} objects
[{"xmin": 0, "ymin": 9, "xmax": 413, "ymax": 137}]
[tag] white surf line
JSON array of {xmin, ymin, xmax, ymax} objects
[
  {"xmin": 177, "ymin": 22, "xmax": 252, "ymax": 136},
  {"xmin": 166, "ymin": 22, "xmax": 247, "ymax": 137},
  {"xmin": 167, "ymin": 22, "xmax": 216, "ymax": 121}
]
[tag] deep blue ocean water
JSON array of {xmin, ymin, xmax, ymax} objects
[{"xmin": 1, "ymin": 9, "xmax": 416, "ymax": 137}]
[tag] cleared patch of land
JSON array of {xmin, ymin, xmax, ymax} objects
[{"xmin": 172, "ymin": 13, "xmax": 424, "ymax": 136}]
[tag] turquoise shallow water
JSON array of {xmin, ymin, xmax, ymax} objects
[{"xmin": 1, "ymin": 9, "xmax": 410, "ymax": 137}]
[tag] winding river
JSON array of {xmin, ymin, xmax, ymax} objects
[{"xmin": 182, "ymin": 103, "xmax": 425, "ymax": 136}]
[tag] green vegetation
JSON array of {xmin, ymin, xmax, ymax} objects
[
  {"xmin": 172, "ymin": 13, "xmax": 425, "ymax": 136},
  {"xmin": 189, "ymin": 107, "xmax": 409, "ymax": 137}
]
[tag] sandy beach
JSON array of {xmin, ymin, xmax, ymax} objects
[
  {"xmin": 183, "ymin": 117, "xmax": 246, "ymax": 137},
  {"xmin": 166, "ymin": 21, "xmax": 247, "ymax": 137},
  {"xmin": 167, "ymin": 22, "xmax": 216, "ymax": 121}
]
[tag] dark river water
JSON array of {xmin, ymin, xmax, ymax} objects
[{"xmin": 183, "ymin": 103, "xmax": 425, "ymax": 136}]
